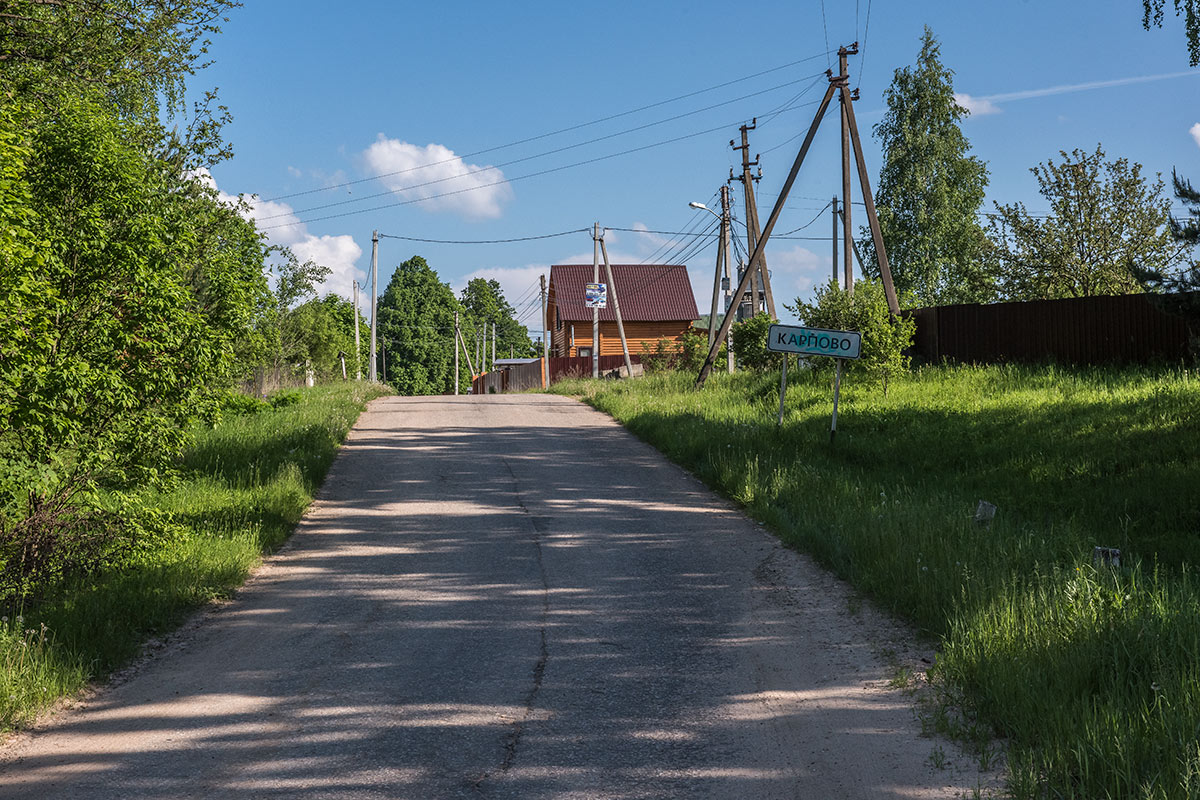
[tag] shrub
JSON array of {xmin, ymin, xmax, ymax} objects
[
  {"xmin": 219, "ymin": 391, "xmax": 269, "ymax": 417},
  {"xmin": 731, "ymin": 313, "xmax": 778, "ymax": 371},
  {"xmin": 267, "ymin": 389, "xmax": 302, "ymax": 409},
  {"xmin": 789, "ymin": 280, "xmax": 915, "ymax": 391},
  {"xmin": 639, "ymin": 338, "xmax": 676, "ymax": 373}
]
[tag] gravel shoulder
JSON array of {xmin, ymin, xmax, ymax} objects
[{"xmin": 0, "ymin": 394, "xmax": 1002, "ymax": 799}]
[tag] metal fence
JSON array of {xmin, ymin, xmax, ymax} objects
[{"xmin": 906, "ymin": 293, "xmax": 1194, "ymax": 366}]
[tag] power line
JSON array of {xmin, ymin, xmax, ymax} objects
[
  {"xmin": 778, "ymin": 201, "xmax": 832, "ymax": 236},
  {"xmin": 262, "ymin": 75, "xmax": 826, "ymax": 223},
  {"xmin": 819, "ymin": 0, "xmax": 831, "ymax": 68},
  {"xmin": 858, "ymin": 0, "xmax": 873, "ymax": 85},
  {"xmin": 264, "ymin": 120, "xmax": 757, "ymax": 230},
  {"xmin": 262, "ymin": 51, "xmax": 834, "ymax": 204},
  {"xmin": 378, "ymin": 229, "xmax": 587, "ymax": 244}
]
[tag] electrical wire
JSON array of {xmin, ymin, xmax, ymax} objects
[
  {"xmin": 264, "ymin": 122, "xmax": 748, "ymax": 230},
  {"xmin": 858, "ymin": 0, "xmax": 873, "ymax": 85},
  {"xmin": 262, "ymin": 51, "xmax": 835, "ymax": 204},
  {"xmin": 261, "ymin": 75, "xmax": 826, "ymax": 223},
  {"xmin": 778, "ymin": 201, "xmax": 832, "ymax": 236},
  {"xmin": 378, "ymin": 229, "xmax": 587, "ymax": 245},
  {"xmin": 819, "ymin": 0, "xmax": 831, "ymax": 68}
]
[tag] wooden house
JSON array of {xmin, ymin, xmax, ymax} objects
[{"xmin": 546, "ymin": 264, "xmax": 699, "ymax": 358}]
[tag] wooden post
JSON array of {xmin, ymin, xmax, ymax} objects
[
  {"xmin": 592, "ymin": 222, "xmax": 600, "ymax": 378},
  {"xmin": 839, "ymin": 76, "xmax": 900, "ymax": 315},
  {"xmin": 695, "ymin": 79, "xmax": 840, "ymax": 390},
  {"xmin": 454, "ymin": 308, "xmax": 460, "ymax": 395},
  {"xmin": 368, "ymin": 230, "xmax": 378, "ymax": 382},
  {"xmin": 540, "ymin": 274, "xmax": 548, "ymax": 388},
  {"xmin": 831, "ymin": 196, "xmax": 839, "ymax": 287},
  {"xmin": 708, "ymin": 200, "xmax": 725, "ymax": 349},
  {"xmin": 721, "ymin": 186, "xmax": 735, "ymax": 374},
  {"xmin": 599, "ymin": 234, "xmax": 634, "ymax": 377},
  {"xmin": 353, "ymin": 279, "xmax": 362, "ymax": 380},
  {"xmin": 839, "ymin": 46, "xmax": 855, "ymax": 295}
]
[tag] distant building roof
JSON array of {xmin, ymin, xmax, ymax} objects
[
  {"xmin": 550, "ymin": 264, "xmax": 698, "ymax": 323},
  {"xmin": 495, "ymin": 358, "xmax": 539, "ymax": 366}
]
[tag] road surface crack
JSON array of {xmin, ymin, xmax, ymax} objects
[{"xmin": 473, "ymin": 458, "xmax": 551, "ymax": 790}]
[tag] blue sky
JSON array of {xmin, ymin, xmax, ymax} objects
[{"xmin": 197, "ymin": 1, "xmax": 1200, "ymax": 330}]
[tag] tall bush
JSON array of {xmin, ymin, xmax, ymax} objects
[{"xmin": 789, "ymin": 280, "xmax": 915, "ymax": 390}]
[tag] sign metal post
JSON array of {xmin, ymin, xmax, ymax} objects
[{"xmin": 766, "ymin": 323, "xmax": 862, "ymax": 436}]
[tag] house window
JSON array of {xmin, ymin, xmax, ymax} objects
[
  {"xmin": 556, "ymin": 307, "xmax": 562, "ymax": 331},
  {"xmin": 577, "ymin": 347, "xmax": 592, "ymax": 358}
]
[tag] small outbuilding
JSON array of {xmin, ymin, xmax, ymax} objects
[{"xmin": 545, "ymin": 264, "xmax": 699, "ymax": 358}]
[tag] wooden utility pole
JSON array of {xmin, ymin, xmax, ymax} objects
[
  {"xmin": 831, "ymin": 196, "xmax": 839, "ymax": 286},
  {"xmin": 731, "ymin": 119, "xmax": 775, "ymax": 317},
  {"xmin": 491, "ymin": 322, "xmax": 496, "ymax": 371},
  {"xmin": 839, "ymin": 45, "xmax": 855, "ymax": 294},
  {"xmin": 707, "ymin": 191, "xmax": 726, "ymax": 348},
  {"xmin": 837, "ymin": 47, "xmax": 900, "ymax": 314},
  {"xmin": 591, "ymin": 222, "xmax": 600, "ymax": 378},
  {"xmin": 353, "ymin": 279, "xmax": 362, "ymax": 380},
  {"xmin": 540, "ymin": 274, "xmax": 548, "ymax": 388},
  {"xmin": 720, "ymin": 186, "xmax": 734, "ymax": 373},
  {"xmin": 599, "ymin": 232, "xmax": 633, "ymax": 377},
  {"xmin": 454, "ymin": 308, "xmax": 460, "ymax": 395},
  {"xmin": 368, "ymin": 230, "xmax": 378, "ymax": 382}
]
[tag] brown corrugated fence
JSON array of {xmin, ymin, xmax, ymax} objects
[{"xmin": 906, "ymin": 293, "xmax": 1195, "ymax": 365}]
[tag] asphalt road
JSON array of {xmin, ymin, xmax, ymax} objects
[{"xmin": 0, "ymin": 394, "xmax": 995, "ymax": 799}]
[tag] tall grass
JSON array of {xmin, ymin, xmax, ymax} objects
[
  {"xmin": 553, "ymin": 364, "xmax": 1200, "ymax": 799},
  {"xmin": 0, "ymin": 382, "xmax": 387, "ymax": 731}
]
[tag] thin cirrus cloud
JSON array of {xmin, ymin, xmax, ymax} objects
[
  {"xmin": 1190, "ymin": 122, "xmax": 1200, "ymax": 149},
  {"xmin": 956, "ymin": 69, "xmax": 1200, "ymax": 117},
  {"xmin": 362, "ymin": 136, "xmax": 514, "ymax": 220}
]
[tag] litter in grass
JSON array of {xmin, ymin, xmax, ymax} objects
[{"xmin": 973, "ymin": 500, "xmax": 997, "ymax": 526}]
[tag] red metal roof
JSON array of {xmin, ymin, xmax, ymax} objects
[{"xmin": 550, "ymin": 264, "xmax": 698, "ymax": 323}]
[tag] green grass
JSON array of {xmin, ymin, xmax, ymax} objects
[
  {"xmin": 0, "ymin": 381, "xmax": 387, "ymax": 731},
  {"xmin": 552, "ymin": 363, "xmax": 1200, "ymax": 799}
]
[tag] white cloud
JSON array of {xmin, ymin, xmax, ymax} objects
[
  {"xmin": 764, "ymin": 246, "xmax": 831, "ymax": 320},
  {"xmin": 955, "ymin": 93, "xmax": 1001, "ymax": 116},
  {"xmin": 192, "ymin": 168, "xmax": 365, "ymax": 301},
  {"xmin": 1191, "ymin": 123, "xmax": 1200, "ymax": 149},
  {"xmin": 362, "ymin": 136, "xmax": 513, "ymax": 219},
  {"xmin": 286, "ymin": 165, "xmax": 302, "ymax": 178}
]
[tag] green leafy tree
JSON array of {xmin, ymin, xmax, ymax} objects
[
  {"xmin": 987, "ymin": 145, "xmax": 1183, "ymax": 300},
  {"xmin": 459, "ymin": 278, "xmax": 532, "ymax": 365},
  {"xmin": 1143, "ymin": 0, "xmax": 1199, "ymax": 65},
  {"xmin": 789, "ymin": 280, "xmax": 916, "ymax": 392},
  {"xmin": 0, "ymin": 97, "xmax": 265, "ymax": 598},
  {"xmin": 377, "ymin": 256, "xmax": 459, "ymax": 395},
  {"xmin": 862, "ymin": 26, "xmax": 992, "ymax": 307}
]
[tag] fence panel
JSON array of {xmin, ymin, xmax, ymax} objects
[{"xmin": 909, "ymin": 293, "xmax": 1193, "ymax": 366}]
